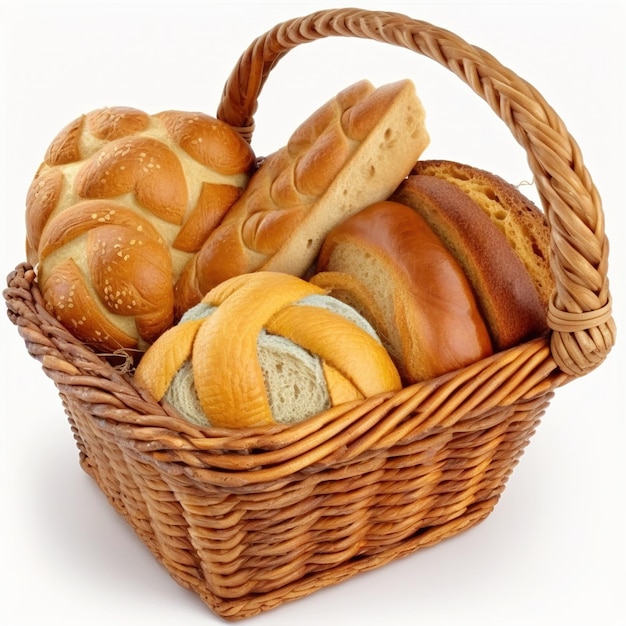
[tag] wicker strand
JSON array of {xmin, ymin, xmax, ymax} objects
[{"xmin": 217, "ymin": 8, "xmax": 615, "ymax": 378}]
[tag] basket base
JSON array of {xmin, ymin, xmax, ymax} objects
[
  {"xmin": 207, "ymin": 501, "xmax": 495, "ymax": 620},
  {"xmin": 64, "ymin": 387, "xmax": 549, "ymax": 621},
  {"xmin": 77, "ymin": 443, "xmax": 498, "ymax": 620}
]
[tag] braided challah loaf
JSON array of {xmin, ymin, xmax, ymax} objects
[
  {"xmin": 134, "ymin": 272, "xmax": 402, "ymax": 429},
  {"xmin": 174, "ymin": 79, "xmax": 429, "ymax": 311},
  {"xmin": 27, "ymin": 107, "xmax": 255, "ymax": 353}
]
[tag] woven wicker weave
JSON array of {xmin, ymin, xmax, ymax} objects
[{"xmin": 3, "ymin": 8, "xmax": 616, "ymax": 621}]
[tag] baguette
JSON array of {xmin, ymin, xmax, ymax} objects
[{"xmin": 404, "ymin": 160, "xmax": 553, "ymax": 307}]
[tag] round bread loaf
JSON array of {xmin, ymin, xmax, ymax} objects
[
  {"xmin": 134, "ymin": 271, "xmax": 402, "ymax": 429},
  {"xmin": 27, "ymin": 107, "xmax": 255, "ymax": 353},
  {"xmin": 391, "ymin": 160, "xmax": 553, "ymax": 350},
  {"xmin": 311, "ymin": 201, "xmax": 494, "ymax": 384}
]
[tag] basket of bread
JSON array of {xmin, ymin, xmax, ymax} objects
[{"xmin": 3, "ymin": 7, "xmax": 615, "ymax": 621}]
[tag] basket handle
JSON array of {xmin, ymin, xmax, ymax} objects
[{"xmin": 216, "ymin": 8, "xmax": 615, "ymax": 378}]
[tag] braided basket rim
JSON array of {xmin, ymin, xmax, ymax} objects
[{"xmin": 4, "ymin": 261, "xmax": 567, "ymax": 488}]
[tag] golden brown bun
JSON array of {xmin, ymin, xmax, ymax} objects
[
  {"xmin": 28, "ymin": 107, "xmax": 255, "ymax": 352},
  {"xmin": 392, "ymin": 160, "xmax": 553, "ymax": 349},
  {"xmin": 134, "ymin": 272, "xmax": 402, "ymax": 429},
  {"xmin": 311, "ymin": 201, "xmax": 494, "ymax": 384},
  {"xmin": 174, "ymin": 79, "xmax": 430, "ymax": 313}
]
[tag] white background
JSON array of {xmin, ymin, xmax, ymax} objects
[{"xmin": 1, "ymin": 1, "xmax": 624, "ymax": 625}]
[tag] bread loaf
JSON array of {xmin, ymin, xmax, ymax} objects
[
  {"xmin": 174, "ymin": 79, "xmax": 430, "ymax": 313},
  {"xmin": 404, "ymin": 160, "xmax": 553, "ymax": 308},
  {"xmin": 27, "ymin": 107, "xmax": 255, "ymax": 353},
  {"xmin": 311, "ymin": 201, "xmax": 494, "ymax": 383},
  {"xmin": 392, "ymin": 160, "xmax": 553, "ymax": 349},
  {"xmin": 312, "ymin": 161, "xmax": 554, "ymax": 384},
  {"xmin": 134, "ymin": 272, "xmax": 402, "ymax": 428}
]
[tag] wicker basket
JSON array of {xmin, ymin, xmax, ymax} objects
[{"xmin": 3, "ymin": 8, "xmax": 616, "ymax": 621}]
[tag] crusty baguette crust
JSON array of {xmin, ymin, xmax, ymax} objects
[
  {"xmin": 27, "ymin": 107, "xmax": 255, "ymax": 352},
  {"xmin": 392, "ymin": 174, "xmax": 550, "ymax": 350},
  {"xmin": 174, "ymin": 79, "xmax": 429, "ymax": 313}
]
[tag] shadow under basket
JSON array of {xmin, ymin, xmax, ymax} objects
[{"xmin": 3, "ymin": 8, "xmax": 616, "ymax": 621}]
